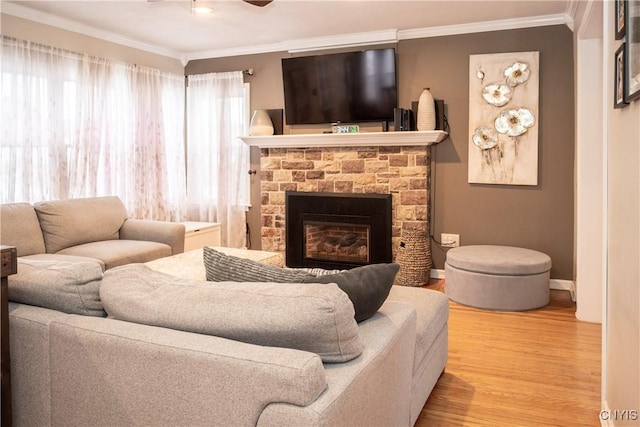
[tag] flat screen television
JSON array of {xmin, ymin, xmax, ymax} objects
[{"xmin": 281, "ymin": 48, "xmax": 398, "ymax": 125}]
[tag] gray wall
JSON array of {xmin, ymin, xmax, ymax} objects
[{"xmin": 187, "ymin": 24, "xmax": 575, "ymax": 280}]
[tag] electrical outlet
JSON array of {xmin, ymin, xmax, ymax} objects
[{"xmin": 441, "ymin": 233, "xmax": 460, "ymax": 248}]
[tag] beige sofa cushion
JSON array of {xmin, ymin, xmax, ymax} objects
[
  {"xmin": 8, "ymin": 259, "xmax": 104, "ymax": 316},
  {"xmin": 0, "ymin": 203, "xmax": 46, "ymax": 256},
  {"xmin": 100, "ymin": 264, "xmax": 363, "ymax": 362},
  {"xmin": 34, "ymin": 196, "xmax": 128, "ymax": 253},
  {"xmin": 57, "ymin": 240, "xmax": 171, "ymax": 270}
]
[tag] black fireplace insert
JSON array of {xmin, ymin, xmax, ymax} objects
[{"xmin": 285, "ymin": 191, "xmax": 392, "ymax": 270}]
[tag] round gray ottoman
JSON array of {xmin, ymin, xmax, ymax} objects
[{"xmin": 444, "ymin": 245, "xmax": 551, "ymax": 311}]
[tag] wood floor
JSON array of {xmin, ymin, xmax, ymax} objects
[{"xmin": 415, "ymin": 284, "xmax": 602, "ymax": 427}]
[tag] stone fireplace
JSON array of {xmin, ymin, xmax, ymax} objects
[
  {"xmin": 258, "ymin": 143, "xmax": 433, "ymax": 265},
  {"xmin": 285, "ymin": 191, "xmax": 392, "ymax": 269}
]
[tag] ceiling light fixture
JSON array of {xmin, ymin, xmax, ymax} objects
[{"xmin": 192, "ymin": 0, "xmax": 213, "ymax": 15}]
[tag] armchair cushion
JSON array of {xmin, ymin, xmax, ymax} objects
[
  {"xmin": 58, "ymin": 240, "xmax": 171, "ymax": 270},
  {"xmin": 0, "ymin": 203, "xmax": 46, "ymax": 256},
  {"xmin": 34, "ymin": 196, "xmax": 127, "ymax": 253}
]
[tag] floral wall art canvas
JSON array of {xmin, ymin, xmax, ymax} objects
[{"xmin": 468, "ymin": 51, "xmax": 540, "ymax": 185}]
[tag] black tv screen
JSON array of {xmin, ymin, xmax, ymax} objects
[{"xmin": 281, "ymin": 48, "xmax": 398, "ymax": 125}]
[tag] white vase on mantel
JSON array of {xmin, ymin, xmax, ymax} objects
[
  {"xmin": 249, "ymin": 110, "xmax": 274, "ymax": 136},
  {"xmin": 417, "ymin": 88, "xmax": 436, "ymax": 131}
]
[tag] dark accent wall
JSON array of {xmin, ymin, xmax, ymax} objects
[{"xmin": 186, "ymin": 24, "xmax": 575, "ymax": 279}]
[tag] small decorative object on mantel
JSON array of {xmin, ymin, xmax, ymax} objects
[
  {"xmin": 249, "ymin": 109, "xmax": 274, "ymax": 136},
  {"xmin": 395, "ymin": 227, "xmax": 432, "ymax": 287},
  {"xmin": 417, "ymin": 88, "xmax": 436, "ymax": 131},
  {"xmin": 331, "ymin": 124, "xmax": 359, "ymax": 133}
]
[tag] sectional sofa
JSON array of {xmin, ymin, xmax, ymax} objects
[{"xmin": 3, "ymin": 197, "xmax": 449, "ymax": 426}]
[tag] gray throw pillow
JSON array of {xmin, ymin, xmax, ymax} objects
[
  {"xmin": 203, "ymin": 246, "xmax": 315, "ymax": 282},
  {"xmin": 203, "ymin": 246, "xmax": 398, "ymax": 323},
  {"xmin": 301, "ymin": 263, "xmax": 400, "ymax": 322}
]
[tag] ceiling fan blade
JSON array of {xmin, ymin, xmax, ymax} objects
[{"xmin": 243, "ymin": 0, "xmax": 273, "ymax": 6}]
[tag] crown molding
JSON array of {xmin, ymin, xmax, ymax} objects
[
  {"xmin": 1, "ymin": 2, "xmax": 183, "ymax": 60},
  {"xmin": 285, "ymin": 29, "xmax": 398, "ymax": 53},
  {"xmin": 182, "ymin": 14, "xmax": 573, "ymax": 62},
  {"xmin": 183, "ymin": 29, "xmax": 398, "ymax": 62},
  {"xmin": 3, "ymin": 2, "xmax": 574, "ymax": 63},
  {"xmin": 398, "ymin": 13, "xmax": 570, "ymax": 40},
  {"xmin": 564, "ymin": 0, "xmax": 579, "ymax": 32}
]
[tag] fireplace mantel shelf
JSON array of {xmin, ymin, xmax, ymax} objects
[{"xmin": 240, "ymin": 130, "xmax": 448, "ymax": 148}]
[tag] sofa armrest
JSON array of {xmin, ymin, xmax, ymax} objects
[
  {"xmin": 119, "ymin": 219, "xmax": 185, "ymax": 254},
  {"xmin": 49, "ymin": 316, "xmax": 326, "ymax": 426}
]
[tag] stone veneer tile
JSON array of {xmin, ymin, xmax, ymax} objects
[
  {"xmin": 400, "ymin": 166, "xmax": 427, "ymax": 177},
  {"xmin": 262, "ymin": 182, "xmax": 278, "ymax": 192},
  {"xmin": 365, "ymin": 161, "xmax": 389, "ymax": 173},
  {"xmin": 333, "ymin": 151, "xmax": 359, "ymax": 160},
  {"xmin": 306, "ymin": 170, "xmax": 325, "ymax": 180},
  {"xmin": 397, "ymin": 205, "xmax": 417, "ymax": 221},
  {"xmin": 410, "ymin": 178, "xmax": 427, "ymax": 189},
  {"xmin": 353, "ymin": 174, "xmax": 376, "ymax": 185},
  {"xmin": 415, "ymin": 206, "xmax": 428, "ymax": 221},
  {"xmin": 305, "ymin": 150, "xmax": 322, "ymax": 160},
  {"xmin": 389, "ymin": 178, "xmax": 410, "ymax": 191},
  {"xmin": 286, "ymin": 149, "xmax": 306, "ymax": 159},
  {"xmin": 262, "ymin": 215, "xmax": 273, "ymax": 227},
  {"xmin": 282, "ymin": 160, "xmax": 314, "ymax": 170},
  {"xmin": 341, "ymin": 160, "xmax": 365, "ymax": 173},
  {"xmin": 315, "ymin": 161, "xmax": 340, "ymax": 171},
  {"xmin": 357, "ymin": 149, "xmax": 378, "ymax": 159},
  {"xmin": 298, "ymin": 181, "xmax": 317, "ymax": 192},
  {"xmin": 318, "ymin": 181, "xmax": 335, "ymax": 192},
  {"xmin": 379, "ymin": 146, "xmax": 402, "ymax": 154},
  {"xmin": 270, "ymin": 192, "xmax": 285, "ymax": 206},
  {"xmin": 401, "ymin": 190, "xmax": 427, "ymax": 205},
  {"xmin": 274, "ymin": 170, "xmax": 291, "ymax": 182},
  {"xmin": 389, "ymin": 154, "xmax": 409, "ymax": 167},
  {"xmin": 364, "ymin": 184, "xmax": 390, "ymax": 194},
  {"xmin": 261, "ymin": 157, "xmax": 281, "ymax": 170},
  {"xmin": 280, "ymin": 183, "xmax": 297, "ymax": 192},
  {"xmin": 335, "ymin": 181, "xmax": 354, "ymax": 193}
]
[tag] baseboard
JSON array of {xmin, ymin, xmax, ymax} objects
[
  {"xmin": 430, "ymin": 268, "xmax": 445, "ymax": 279},
  {"xmin": 431, "ymin": 269, "xmax": 576, "ymax": 301}
]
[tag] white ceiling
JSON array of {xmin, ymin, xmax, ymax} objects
[{"xmin": 3, "ymin": 0, "xmax": 575, "ymax": 63}]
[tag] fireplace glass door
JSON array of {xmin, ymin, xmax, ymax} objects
[{"xmin": 304, "ymin": 220, "xmax": 370, "ymax": 265}]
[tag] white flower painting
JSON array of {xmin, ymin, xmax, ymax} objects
[{"xmin": 468, "ymin": 51, "xmax": 539, "ymax": 185}]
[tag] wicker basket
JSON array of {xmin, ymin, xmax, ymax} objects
[{"xmin": 395, "ymin": 227, "xmax": 432, "ymax": 287}]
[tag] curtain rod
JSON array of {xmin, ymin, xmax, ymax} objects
[{"xmin": 243, "ymin": 69, "xmax": 254, "ymax": 76}]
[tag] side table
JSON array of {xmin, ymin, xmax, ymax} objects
[
  {"xmin": 182, "ymin": 222, "xmax": 222, "ymax": 251},
  {"xmin": 1, "ymin": 245, "xmax": 17, "ymax": 427}
]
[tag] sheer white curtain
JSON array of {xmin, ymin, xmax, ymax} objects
[
  {"xmin": 1, "ymin": 36, "xmax": 186, "ymax": 220},
  {"xmin": 187, "ymin": 72, "xmax": 249, "ymax": 248}
]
